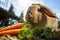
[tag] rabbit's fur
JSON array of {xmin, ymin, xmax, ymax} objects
[{"xmin": 25, "ymin": 3, "xmax": 58, "ymax": 31}]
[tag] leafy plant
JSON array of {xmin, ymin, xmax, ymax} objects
[
  {"xmin": 58, "ymin": 21, "xmax": 60, "ymax": 28},
  {"xmin": 18, "ymin": 22, "xmax": 53, "ymax": 40},
  {"xmin": 18, "ymin": 27, "xmax": 34, "ymax": 40}
]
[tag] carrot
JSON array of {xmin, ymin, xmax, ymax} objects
[
  {"xmin": 0, "ymin": 29, "xmax": 20, "ymax": 35},
  {"xmin": 0, "ymin": 23, "xmax": 23, "ymax": 32}
]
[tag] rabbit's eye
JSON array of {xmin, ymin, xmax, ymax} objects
[{"xmin": 38, "ymin": 8, "xmax": 40, "ymax": 12}]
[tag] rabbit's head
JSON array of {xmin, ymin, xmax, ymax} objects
[{"xmin": 25, "ymin": 3, "xmax": 57, "ymax": 24}]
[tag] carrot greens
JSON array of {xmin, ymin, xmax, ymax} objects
[{"xmin": 18, "ymin": 22, "xmax": 53, "ymax": 40}]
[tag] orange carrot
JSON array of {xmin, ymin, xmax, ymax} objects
[
  {"xmin": 0, "ymin": 23, "xmax": 23, "ymax": 32},
  {"xmin": 0, "ymin": 29, "xmax": 20, "ymax": 35}
]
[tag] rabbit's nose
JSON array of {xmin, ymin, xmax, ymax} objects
[
  {"xmin": 27, "ymin": 14, "xmax": 32, "ymax": 19},
  {"xmin": 29, "ymin": 14, "xmax": 32, "ymax": 18},
  {"xmin": 26, "ymin": 13, "xmax": 32, "ymax": 20}
]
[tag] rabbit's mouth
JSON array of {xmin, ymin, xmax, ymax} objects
[{"xmin": 26, "ymin": 13, "xmax": 33, "ymax": 22}]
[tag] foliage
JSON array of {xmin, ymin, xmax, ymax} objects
[
  {"xmin": 9, "ymin": 4, "xmax": 15, "ymax": 15},
  {"xmin": 33, "ymin": 28, "xmax": 53, "ymax": 39},
  {"xmin": 18, "ymin": 27, "xmax": 34, "ymax": 40},
  {"xmin": 18, "ymin": 22, "xmax": 53, "ymax": 40},
  {"xmin": 19, "ymin": 11, "xmax": 24, "ymax": 23},
  {"xmin": 58, "ymin": 21, "xmax": 60, "ymax": 28}
]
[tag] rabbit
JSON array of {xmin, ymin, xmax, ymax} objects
[{"xmin": 25, "ymin": 3, "xmax": 58, "ymax": 32}]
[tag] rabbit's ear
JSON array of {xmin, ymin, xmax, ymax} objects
[{"xmin": 40, "ymin": 5, "xmax": 58, "ymax": 18}]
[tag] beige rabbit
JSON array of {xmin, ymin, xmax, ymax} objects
[{"xmin": 25, "ymin": 3, "xmax": 58, "ymax": 31}]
